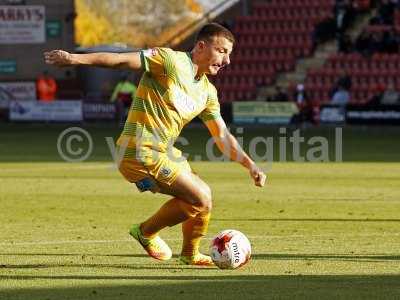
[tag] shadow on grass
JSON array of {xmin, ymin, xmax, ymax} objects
[
  {"xmin": 1, "ymin": 252, "xmax": 400, "ymax": 271},
  {"xmin": 2, "ymin": 123, "xmax": 400, "ymax": 163},
  {"xmin": 0, "ymin": 264, "xmax": 216, "ymax": 270},
  {"xmin": 0, "ymin": 275, "xmax": 399, "ymax": 300}
]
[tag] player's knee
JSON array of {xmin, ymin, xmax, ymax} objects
[
  {"xmin": 195, "ymin": 185, "xmax": 212, "ymax": 212},
  {"xmin": 196, "ymin": 197, "xmax": 212, "ymax": 213},
  {"xmin": 204, "ymin": 184, "xmax": 212, "ymax": 210}
]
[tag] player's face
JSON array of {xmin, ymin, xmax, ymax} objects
[{"xmin": 198, "ymin": 36, "xmax": 233, "ymax": 75}]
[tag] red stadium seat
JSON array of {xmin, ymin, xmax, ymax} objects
[{"xmin": 232, "ymin": 0, "xmax": 338, "ymax": 100}]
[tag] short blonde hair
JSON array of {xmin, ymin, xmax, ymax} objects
[{"xmin": 195, "ymin": 23, "xmax": 235, "ymax": 44}]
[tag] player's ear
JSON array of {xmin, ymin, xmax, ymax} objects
[{"xmin": 197, "ymin": 40, "xmax": 206, "ymax": 51}]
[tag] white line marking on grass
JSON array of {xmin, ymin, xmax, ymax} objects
[
  {"xmin": 0, "ymin": 239, "xmax": 132, "ymax": 246},
  {"xmin": 0, "ymin": 236, "xmax": 265, "ymax": 246},
  {"xmin": 1, "ymin": 164, "xmax": 109, "ymax": 173}
]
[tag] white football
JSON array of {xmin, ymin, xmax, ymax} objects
[{"xmin": 209, "ymin": 229, "xmax": 251, "ymax": 269}]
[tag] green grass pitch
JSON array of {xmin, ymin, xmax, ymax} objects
[{"xmin": 1, "ymin": 124, "xmax": 400, "ymax": 299}]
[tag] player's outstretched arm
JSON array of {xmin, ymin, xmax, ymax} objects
[
  {"xmin": 204, "ymin": 118, "xmax": 266, "ymax": 187},
  {"xmin": 44, "ymin": 50, "xmax": 142, "ymax": 70}
]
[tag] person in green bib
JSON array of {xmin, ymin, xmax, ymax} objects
[{"xmin": 111, "ymin": 74, "xmax": 137, "ymax": 126}]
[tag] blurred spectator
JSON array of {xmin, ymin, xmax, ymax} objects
[
  {"xmin": 334, "ymin": 0, "xmax": 357, "ymax": 52},
  {"xmin": 370, "ymin": 31, "xmax": 385, "ymax": 53},
  {"xmin": 381, "ymin": 81, "xmax": 400, "ymax": 104},
  {"xmin": 293, "ymin": 84, "xmax": 308, "ymax": 105},
  {"xmin": 355, "ymin": 26, "xmax": 400, "ymax": 56},
  {"xmin": 111, "ymin": 74, "xmax": 137, "ymax": 125},
  {"xmin": 367, "ymin": 83, "xmax": 386, "ymax": 105},
  {"xmin": 355, "ymin": 30, "xmax": 373, "ymax": 55},
  {"xmin": 330, "ymin": 71, "xmax": 352, "ymax": 97},
  {"xmin": 370, "ymin": 0, "xmax": 396, "ymax": 25},
  {"xmin": 377, "ymin": 0, "xmax": 395, "ymax": 25},
  {"xmin": 291, "ymin": 84, "xmax": 316, "ymax": 124},
  {"xmin": 338, "ymin": 71, "xmax": 353, "ymax": 91},
  {"xmin": 36, "ymin": 71, "xmax": 57, "ymax": 102},
  {"xmin": 334, "ymin": 0, "xmax": 355, "ymax": 34},
  {"xmin": 331, "ymin": 86, "xmax": 350, "ymax": 106},
  {"xmin": 272, "ymin": 86, "xmax": 289, "ymax": 102},
  {"xmin": 338, "ymin": 33, "xmax": 354, "ymax": 52},
  {"xmin": 313, "ymin": 14, "xmax": 337, "ymax": 47},
  {"xmin": 382, "ymin": 28, "xmax": 399, "ymax": 53}
]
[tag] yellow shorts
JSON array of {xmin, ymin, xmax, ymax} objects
[{"xmin": 118, "ymin": 147, "xmax": 191, "ymax": 190}]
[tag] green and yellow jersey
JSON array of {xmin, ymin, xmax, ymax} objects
[{"xmin": 117, "ymin": 47, "xmax": 221, "ymax": 159}]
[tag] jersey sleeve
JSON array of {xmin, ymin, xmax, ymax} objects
[
  {"xmin": 199, "ymin": 83, "xmax": 222, "ymax": 122},
  {"xmin": 140, "ymin": 47, "xmax": 176, "ymax": 77}
]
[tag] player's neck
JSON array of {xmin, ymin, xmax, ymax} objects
[
  {"xmin": 190, "ymin": 51, "xmax": 205, "ymax": 81},
  {"xmin": 193, "ymin": 64, "xmax": 202, "ymax": 81}
]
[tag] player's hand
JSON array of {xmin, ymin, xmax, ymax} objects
[
  {"xmin": 249, "ymin": 163, "xmax": 266, "ymax": 187},
  {"xmin": 44, "ymin": 50, "xmax": 73, "ymax": 67}
]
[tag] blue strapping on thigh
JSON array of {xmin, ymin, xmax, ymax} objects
[{"xmin": 135, "ymin": 177, "xmax": 158, "ymax": 192}]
